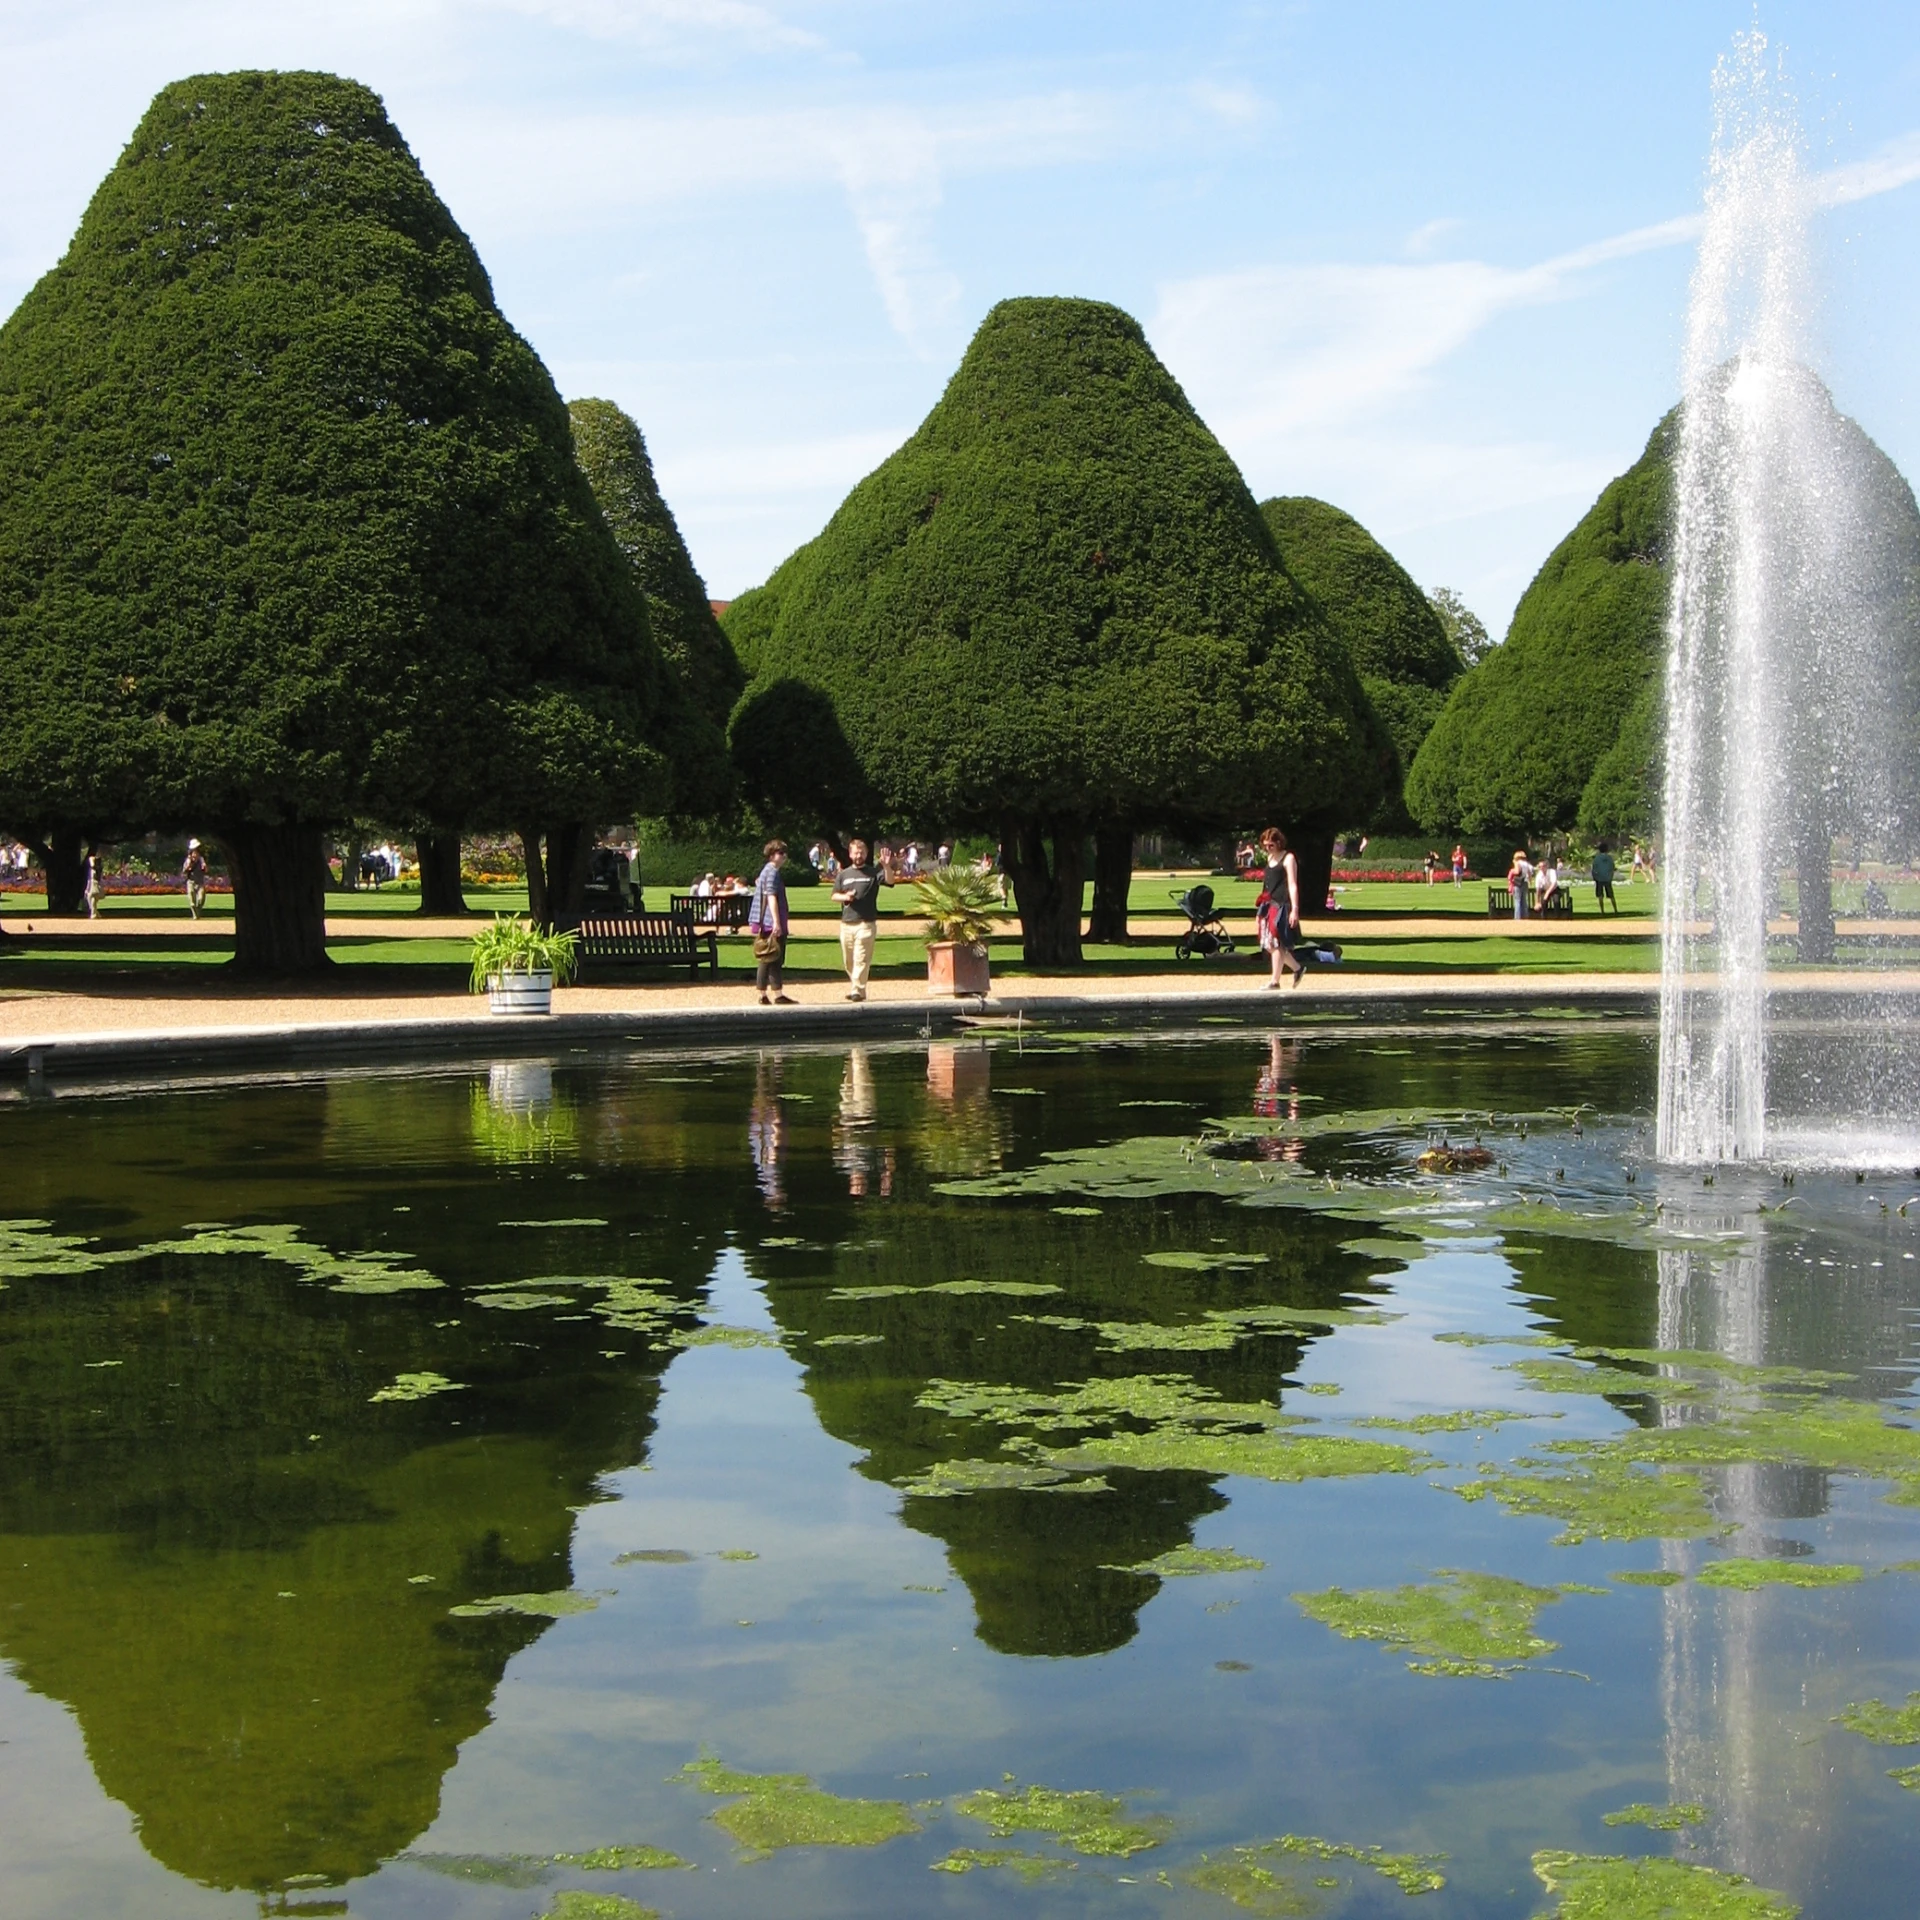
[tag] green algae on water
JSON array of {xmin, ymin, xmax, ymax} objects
[
  {"xmin": 1301, "ymin": 1382, "xmax": 1342, "ymax": 1396},
  {"xmin": 828, "ymin": 1279, "xmax": 1062, "ymax": 1301},
  {"xmin": 449, "ymin": 1590, "xmax": 601, "ymax": 1619},
  {"xmin": 1452, "ymin": 1454, "xmax": 1720, "ymax": 1545},
  {"xmin": 1695, "ymin": 1558, "xmax": 1863, "ymax": 1590},
  {"xmin": 895, "ymin": 1459, "xmax": 1108, "ymax": 1497},
  {"xmin": 550, "ymin": 1846, "xmax": 691, "ymax": 1870},
  {"xmin": 1614, "ymin": 1570, "xmax": 1685, "ymax": 1586},
  {"xmin": 542, "ymin": 1894, "xmax": 657, "ymax": 1920},
  {"xmin": 401, "ymin": 1852, "xmax": 551, "ymax": 1887},
  {"xmin": 1274, "ymin": 1834, "xmax": 1446, "ymax": 1893},
  {"xmin": 1530, "ymin": 1849, "xmax": 1798, "ymax": 1918},
  {"xmin": 1188, "ymin": 1834, "xmax": 1445, "ymax": 1912},
  {"xmin": 1603, "ymin": 1803, "xmax": 1708, "ymax": 1830},
  {"xmin": 930, "ymin": 1848, "xmax": 1077, "ymax": 1880},
  {"xmin": 474, "ymin": 1291, "xmax": 577, "ymax": 1311},
  {"xmin": 1504, "ymin": 1356, "xmax": 1699, "ymax": 1398},
  {"xmin": 1045, "ymin": 1426, "xmax": 1426, "ymax": 1486},
  {"xmin": 1143, "ymin": 1250, "xmax": 1269, "ymax": 1271},
  {"xmin": 1110, "ymin": 1545, "xmax": 1265, "ymax": 1577},
  {"xmin": 614, "ymin": 1550, "xmax": 694, "ymax": 1565},
  {"xmin": 1294, "ymin": 1571, "xmax": 1565, "ymax": 1677},
  {"xmin": 953, "ymin": 1783, "xmax": 1172, "ymax": 1856},
  {"xmin": 673, "ymin": 1325, "xmax": 784, "ymax": 1349},
  {"xmin": 500, "ymin": 1218, "xmax": 609, "ymax": 1228},
  {"xmin": 369, "ymin": 1371, "xmax": 464, "ymax": 1404},
  {"xmin": 1835, "ymin": 1692, "xmax": 1920, "ymax": 1744},
  {"xmin": 676, "ymin": 1755, "xmax": 919, "ymax": 1854},
  {"xmin": 715, "ymin": 1548, "xmax": 759, "ymax": 1561},
  {"xmin": 1357, "ymin": 1409, "xmax": 1541, "ymax": 1433},
  {"xmin": 1435, "ymin": 1331, "xmax": 1565, "ymax": 1348},
  {"xmin": 812, "ymin": 1332, "xmax": 884, "ymax": 1347},
  {"xmin": 1052, "ymin": 1205, "xmax": 1105, "ymax": 1215}
]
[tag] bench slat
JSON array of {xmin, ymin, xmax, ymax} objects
[{"xmin": 576, "ymin": 914, "xmax": 718, "ymax": 976}]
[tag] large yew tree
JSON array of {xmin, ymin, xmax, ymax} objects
[
  {"xmin": 725, "ymin": 297, "xmax": 1384, "ymax": 963},
  {"xmin": 0, "ymin": 72, "xmax": 673, "ymax": 968}
]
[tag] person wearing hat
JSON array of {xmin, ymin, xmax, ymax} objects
[{"xmin": 181, "ymin": 839, "xmax": 208, "ymax": 919}]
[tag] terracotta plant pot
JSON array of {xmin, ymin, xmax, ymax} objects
[
  {"xmin": 488, "ymin": 968, "xmax": 553, "ymax": 1015},
  {"xmin": 926, "ymin": 941, "xmax": 990, "ymax": 997}
]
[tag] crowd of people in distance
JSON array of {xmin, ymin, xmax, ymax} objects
[{"xmin": 1500, "ymin": 839, "xmax": 1656, "ymax": 918}]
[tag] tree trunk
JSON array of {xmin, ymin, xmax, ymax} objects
[
  {"xmin": 518, "ymin": 827, "xmax": 549, "ymax": 928},
  {"xmin": 1795, "ymin": 817, "xmax": 1835, "ymax": 964},
  {"xmin": 1086, "ymin": 825, "xmax": 1133, "ymax": 944},
  {"xmin": 28, "ymin": 825, "xmax": 87, "ymax": 915},
  {"xmin": 1283, "ymin": 826, "xmax": 1336, "ymax": 924},
  {"xmin": 1002, "ymin": 816, "xmax": 1086, "ymax": 965},
  {"xmin": 415, "ymin": 832, "xmax": 469, "ymax": 916},
  {"xmin": 223, "ymin": 823, "xmax": 330, "ymax": 973},
  {"xmin": 544, "ymin": 822, "xmax": 593, "ymax": 929}
]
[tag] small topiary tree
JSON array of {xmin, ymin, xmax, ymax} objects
[
  {"xmin": 0, "ymin": 71, "xmax": 676, "ymax": 968},
  {"xmin": 724, "ymin": 297, "xmax": 1384, "ymax": 963}
]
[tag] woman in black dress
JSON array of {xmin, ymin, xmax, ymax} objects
[{"xmin": 1257, "ymin": 827, "xmax": 1304, "ymax": 988}]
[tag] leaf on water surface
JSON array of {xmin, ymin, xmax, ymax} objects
[
  {"xmin": 894, "ymin": 1459, "xmax": 1109, "ymax": 1497},
  {"xmin": 1109, "ymin": 1545, "xmax": 1265, "ymax": 1577},
  {"xmin": 1294, "ymin": 1570, "xmax": 1567, "ymax": 1677},
  {"xmin": 1834, "ymin": 1692, "xmax": 1920, "ymax": 1744},
  {"xmin": 1888, "ymin": 1763, "xmax": 1920, "ymax": 1792},
  {"xmin": 1357, "ymin": 1409, "xmax": 1540, "ymax": 1433},
  {"xmin": 1143, "ymin": 1250, "xmax": 1269, "ymax": 1271},
  {"xmin": 1301, "ymin": 1382, "xmax": 1342, "ymax": 1396},
  {"xmin": 715, "ymin": 1549, "xmax": 759, "ymax": 1561},
  {"xmin": 675, "ymin": 1755, "xmax": 919, "ymax": 1853},
  {"xmin": 472, "ymin": 1291, "xmax": 577, "ymax": 1311},
  {"xmin": 449, "ymin": 1590, "xmax": 601, "ymax": 1618},
  {"xmin": 400, "ymin": 1852, "xmax": 551, "ymax": 1887},
  {"xmin": 931, "ymin": 1848, "xmax": 1077, "ymax": 1879},
  {"xmin": 1051, "ymin": 1205, "xmax": 1105, "ymax": 1215},
  {"xmin": 1530, "ymin": 1849, "xmax": 1799, "ymax": 1918},
  {"xmin": 499, "ymin": 1219, "xmax": 609, "ymax": 1228},
  {"xmin": 953, "ymin": 1783, "xmax": 1172, "ymax": 1856},
  {"xmin": 614, "ymin": 1550, "xmax": 695, "ymax": 1565},
  {"xmin": 369, "ymin": 1371, "xmax": 463, "ymax": 1404},
  {"xmin": 542, "ymin": 1894, "xmax": 659, "ymax": 1920},
  {"xmin": 1695, "ymin": 1558, "xmax": 1863, "ymax": 1590},
  {"xmin": 1435, "ymin": 1331, "xmax": 1565, "ymax": 1348},
  {"xmin": 812, "ymin": 1332, "xmax": 885, "ymax": 1347},
  {"xmin": 550, "ymin": 1846, "xmax": 692, "ymax": 1870},
  {"xmin": 1602, "ymin": 1803, "xmax": 1708, "ymax": 1830}
]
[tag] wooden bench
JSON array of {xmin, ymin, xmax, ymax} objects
[
  {"xmin": 576, "ymin": 913, "xmax": 718, "ymax": 977},
  {"xmin": 672, "ymin": 891, "xmax": 750, "ymax": 931},
  {"xmin": 1488, "ymin": 886, "xmax": 1575, "ymax": 918}
]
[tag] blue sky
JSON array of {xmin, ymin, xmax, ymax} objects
[{"xmin": 0, "ymin": 1, "xmax": 1915, "ymax": 631}]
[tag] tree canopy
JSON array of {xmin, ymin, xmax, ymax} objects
[
  {"xmin": 725, "ymin": 296, "xmax": 1386, "ymax": 960},
  {"xmin": 0, "ymin": 71, "xmax": 674, "ymax": 965},
  {"xmin": 1405, "ymin": 415, "xmax": 1675, "ymax": 838},
  {"xmin": 1260, "ymin": 495, "xmax": 1461, "ymax": 825},
  {"xmin": 568, "ymin": 397, "xmax": 742, "ymax": 819}
]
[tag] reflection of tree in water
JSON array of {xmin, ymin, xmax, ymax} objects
[
  {"xmin": 742, "ymin": 1045, "xmax": 1385, "ymax": 1656},
  {"xmin": 0, "ymin": 1070, "xmax": 746, "ymax": 1898}
]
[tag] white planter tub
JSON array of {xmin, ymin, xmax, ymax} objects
[{"xmin": 487, "ymin": 969, "xmax": 553, "ymax": 1016}]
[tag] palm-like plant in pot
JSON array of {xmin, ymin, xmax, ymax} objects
[
  {"xmin": 469, "ymin": 916, "xmax": 578, "ymax": 1015},
  {"xmin": 915, "ymin": 866, "xmax": 998, "ymax": 996}
]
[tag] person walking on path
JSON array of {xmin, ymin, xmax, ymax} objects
[
  {"xmin": 1507, "ymin": 849, "xmax": 1533, "ymax": 920},
  {"xmin": 182, "ymin": 839, "xmax": 208, "ymax": 920},
  {"xmin": 82, "ymin": 851, "xmax": 103, "ymax": 919},
  {"xmin": 832, "ymin": 837, "xmax": 884, "ymax": 1001},
  {"xmin": 1257, "ymin": 826, "xmax": 1304, "ymax": 988},
  {"xmin": 1591, "ymin": 842, "xmax": 1618, "ymax": 915},
  {"xmin": 1451, "ymin": 843, "xmax": 1467, "ymax": 885},
  {"xmin": 1424, "ymin": 850, "xmax": 1438, "ymax": 885},
  {"xmin": 748, "ymin": 840, "xmax": 794, "ymax": 1005}
]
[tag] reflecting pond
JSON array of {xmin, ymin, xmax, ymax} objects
[{"xmin": 2, "ymin": 1015, "xmax": 1918, "ymax": 1918}]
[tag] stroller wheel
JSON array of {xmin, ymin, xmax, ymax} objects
[
  {"xmin": 1175, "ymin": 936, "xmax": 1193, "ymax": 960},
  {"xmin": 1218, "ymin": 933, "xmax": 1237, "ymax": 955}
]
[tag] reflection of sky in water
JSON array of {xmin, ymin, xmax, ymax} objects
[{"xmin": 0, "ymin": 1022, "xmax": 1917, "ymax": 1917}]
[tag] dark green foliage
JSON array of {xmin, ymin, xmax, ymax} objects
[
  {"xmin": 1261, "ymin": 496, "xmax": 1461, "ymax": 825},
  {"xmin": 568, "ymin": 398, "xmax": 742, "ymax": 819},
  {"xmin": 728, "ymin": 678, "xmax": 875, "ymax": 833},
  {"xmin": 0, "ymin": 71, "xmax": 673, "ymax": 963},
  {"xmin": 725, "ymin": 297, "xmax": 1385, "ymax": 960},
  {"xmin": 1577, "ymin": 680, "xmax": 1661, "ymax": 839},
  {"xmin": 1406, "ymin": 416, "xmax": 1674, "ymax": 836}
]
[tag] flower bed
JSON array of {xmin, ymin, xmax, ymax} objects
[
  {"xmin": 1332, "ymin": 867, "xmax": 1476, "ymax": 883},
  {"xmin": 0, "ymin": 875, "xmax": 231, "ymax": 894}
]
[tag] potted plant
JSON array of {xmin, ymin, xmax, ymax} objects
[
  {"xmin": 469, "ymin": 916, "xmax": 578, "ymax": 1016},
  {"xmin": 915, "ymin": 866, "xmax": 998, "ymax": 996}
]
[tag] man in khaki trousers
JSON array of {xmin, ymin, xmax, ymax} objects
[{"xmin": 832, "ymin": 838, "xmax": 884, "ymax": 1001}]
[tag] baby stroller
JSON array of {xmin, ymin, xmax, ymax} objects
[{"xmin": 1171, "ymin": 883, "xmax": 1237, "ymax": 959}]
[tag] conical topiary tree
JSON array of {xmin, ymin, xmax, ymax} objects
[
  {"xmin": 568, "ymin": 397, "xmax": 743, "ymax": 822},
  {"xmin": 1405, "ymin": 415, "xmax": 1676, "ymax": 845},
  {"xmin": 724, "ymin": 297, "xmax": 1385, "ymax": 963},
  {"xmin": 0, "ymin": 71, "xmax": 676, "ymax": 968},
  {"xmin": 1260, "ymin": 496, "xmax": 1461, "ymax": 829}
]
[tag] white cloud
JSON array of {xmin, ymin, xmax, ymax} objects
[{"xmin": 480, "ymin": 0, "xmax": 823, "ymax": 54}]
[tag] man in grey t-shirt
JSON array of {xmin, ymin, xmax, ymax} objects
[{"xmin": 832, "ymin": 838, "xmax": 884, "ymax": 1001}]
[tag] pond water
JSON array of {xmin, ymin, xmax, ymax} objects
[{"xmin": 2, "ymin": 1014, "xmax": 1918, "ymax": 1919}]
